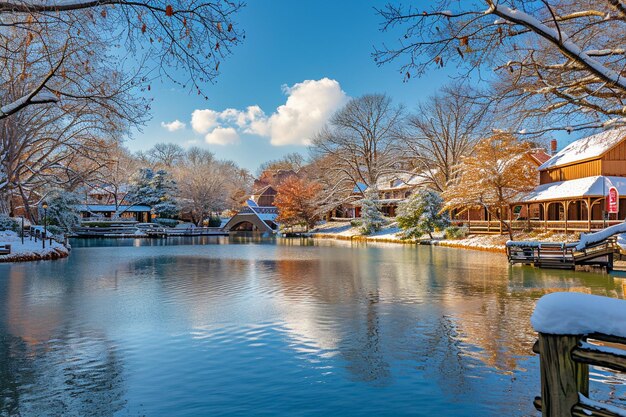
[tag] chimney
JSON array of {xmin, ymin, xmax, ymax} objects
[{"xmin": 550, "ymin": 139, "xmax": 558, "ymax": 155}]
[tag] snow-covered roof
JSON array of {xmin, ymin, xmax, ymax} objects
[
  {"xmin": 538, "ymin": 127, "xmax": 626, "ymax": 170},
  {"xmin": 519, "ymin": 176, "xmax": 626, "ymax": 203},
  {"xmin": 74, "ymin": 204, "xmax": 152, "ymax": 212},
  {"xmin": 375, "ymin": 171, "xmax": 431, "ymax": 191}
]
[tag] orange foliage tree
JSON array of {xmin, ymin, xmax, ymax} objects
[
  {"xmin": 442, "ymin": 133, "xmax": 538, "ymax": 239},
  {"xmin": 274, "ymin": 176, "xmax": 322, "ymax": 231}
]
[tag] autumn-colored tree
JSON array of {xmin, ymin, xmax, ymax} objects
[
  {"xmin": 442, "ymin": 134, "xmax": 538, "ymax": 239},
  {"xmin": 274, "ymin": 176, "xmax": 322, "ymax": 231}
]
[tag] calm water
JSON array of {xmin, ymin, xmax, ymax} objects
[{"xmin": 0, "ymin": 237, "xmax": 625, "ymax": 416}]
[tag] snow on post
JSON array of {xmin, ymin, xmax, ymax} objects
[{"xmin": 531, "ymin": 292, "xmax": 626, "ymax": 337}]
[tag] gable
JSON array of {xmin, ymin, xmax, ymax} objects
[{"xmin": 538, "ymin": 127, "xmax": 626, "ymax": 170}]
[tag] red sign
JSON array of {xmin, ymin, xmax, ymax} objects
[{"xmin": 607, "ymin": 186, "xmax": 619, "ymax": 214}]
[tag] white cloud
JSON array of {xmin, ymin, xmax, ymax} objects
[
  {"xmin": 266, "ymin": 78, "xmax": 348, "ymax": 146},
  {"xmin": 188, "ymin": 78, "xmax": 348, "ymax": 147},
  {"xmin": 204, "ymin": 127, "xmax": 240, "ymax": 146},
  {"xmin": 161, "ymin": 119, "xmax": 186, "ymax": 132},
  {"xmin": 191, "ymin": 109, "xmax": 219, "ymax": 133}
]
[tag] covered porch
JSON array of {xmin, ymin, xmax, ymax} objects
[{"xmin": 451, "ymin": 176, "xmax": 626, "ymax": 234}]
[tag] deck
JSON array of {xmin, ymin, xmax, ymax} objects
[{"xmin": 506, "ymin": 238, "xmax": 619, "ymax": 270}]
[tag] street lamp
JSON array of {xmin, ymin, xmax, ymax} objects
[{"xmin": 42, "ymin": 201, "xmax": 48, "ymax": 249}]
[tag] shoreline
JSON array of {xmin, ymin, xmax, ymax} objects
[
  {"xmin": 311, "ymin": 232, "xmax": 507, "ymax": 253},
  {"xmin": 0, "ymin": 231, "xmax": 70, "ymax": 263},
  {"xmin": 0, "ymin": 247, "xmax": 70, "ymax": 263}
]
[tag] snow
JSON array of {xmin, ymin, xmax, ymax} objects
[
  {"xmin": 506, "ymin": 240, "xmax": 577, "ymax": 248},
  {"xmin": 579, "ymin": 341, "xmax": 626, "ymax": 358},
  {"xmin": 576, "ymin": 222, "xmax": 626, "ymax": 250},
  {"xmin": 531, "ymin": 292, "xmax": 626, "ymax": 337},
  {"xmin": 538, "ymin": 128, "xmax": 626, "ymax": 170},
  {"xmin": 0, "ymin": 231, "xmax": 69, "ymax": 262},
  {"xmin": 521, "ymin": 176, "xmax": 626, "ymax": 202},
  {"xmin": 579, "ymin": 394, "xmax": 626, "ymax": 417},
  {"xmin": 490, "ymin": 5, "xmax": 626, "ymax": 92},
  {"xmin": 0, "ymin": 89, "xmax": 57, "ymax": 116}
]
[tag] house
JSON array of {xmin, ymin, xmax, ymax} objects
[
  {"xmin": 515, "ymin": 127, "xmax": 626, "ymax": 232},
  {"xmin": 343, "ymin": 171, "xmax": 431, "ymax": 218},
  {"xmin": 75, "ymin": 204, "xmax": 152, "ymax": 222}
]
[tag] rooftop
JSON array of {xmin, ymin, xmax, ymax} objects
[
  {"xmin": 538, "ymin": 127, "xmax": 626, "ymax": 170},
  {"xmin": 520, "ymin": 175, "xmax": 626, "ymax": 203}
]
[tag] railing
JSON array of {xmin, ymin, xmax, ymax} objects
[
  {"xmin": 451, "ymin": 219, "xmax": 624, "ymax": 234},
  {"xmin": 507, "ymin": 237, "xmax": 618, "ymax": 269},
  {"xmin": 532, "ymin": 293, "xmax": 626, "ymax": 416},
  {"xmin": 164, "ymin": 227, "xmax": 226, "ymax": 236},
  {"xmin": 533, "ymin": 332, "xmax": 626, "ymax": 416}
]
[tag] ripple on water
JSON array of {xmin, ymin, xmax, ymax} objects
[{"xmin": 1, "ymin": 238, "xmax": 625, "ymax": 416}]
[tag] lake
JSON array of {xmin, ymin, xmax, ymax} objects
[{"xmin": 0, "ymin": 237, "xmax": 624, "ymax": 416}]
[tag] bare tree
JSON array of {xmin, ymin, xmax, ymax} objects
[
  {"xmin": 146, "ymin": 143, "xmax": 185, "ymax": 168},
  {"xmin": 174, "ymin": 148, "xmax": 250, "ymax": 224},
  {"xmin": 0, "ymin": 27, "xmax": 144, "ymax": 218},
  {"xmin": 256, "ymin": 152, "xmax": 306, "ymax": 177},
  {"xmin": 0, "ymin": 0, "xmax": 244, "ymax": 118},
  {"xmin": 311, "ymin": 94, "xmax": 406, "ymax": 191},
  {"xmin": 86, "ymin": 143, "xmax": 140, "ymax": 215},
  {"xmin": 375, "ymin": 0, "xmax": 626, "ymax": 134},
  {"xmin": 404, "ymin": 84, "xmax": 491, "ymax": 192}
]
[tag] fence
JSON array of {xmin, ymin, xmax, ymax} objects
[{"xmin": 451, "ymin": 219, "xmax": 624, "ymax": 234}]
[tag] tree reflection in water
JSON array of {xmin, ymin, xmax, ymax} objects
[{"xmin": 0, "ymin": 238, "xmax": 624, "ymax": 416}]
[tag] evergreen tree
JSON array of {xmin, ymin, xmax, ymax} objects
[
  {"xmin": 360, "ymin": 187, "xmax": 386, "ymax": 235},
  {"xmin": 127, "ymin": 168, "xmax": 178, "ymax": 218},
  {"xmin": 396, "ymin": 189, "xmax": 449, "ymax": 240}
]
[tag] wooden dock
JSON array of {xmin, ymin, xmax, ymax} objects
[{"xmin": 506, "ymin": 238, "xmax": 619, "ymax": 270}]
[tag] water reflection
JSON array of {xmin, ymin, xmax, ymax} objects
[{"xmin": 0, "ymin": 238, "xmax": 623, "ymax": 416}]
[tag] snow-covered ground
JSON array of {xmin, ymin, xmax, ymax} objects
[
  {"xmin": 311, "ymin": 220, "xmax": 580, "ymax": 252},
  {"xmin": 0, "ymin": 231, "xmax": 69, "ymax": 262}
]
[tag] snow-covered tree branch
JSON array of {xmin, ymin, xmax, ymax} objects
[{"xmin": 375, "ymin": 0, "xmax": 626, "ymax": 134}]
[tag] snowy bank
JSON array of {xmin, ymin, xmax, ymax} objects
[
  {"xmin": 311, "ymin": 221, "xmax": 579, "ymax": 253},
  {"xmin": 531, "ymin": 292, "xmax": 626, "ymax": 337},
  {"xmin": 0, "ymin": 231, "xmax": 69, "ymax": 263}
]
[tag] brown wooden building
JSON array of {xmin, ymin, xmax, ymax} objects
[{"xmin": 515, "ymin": 127, "xmax": 626, "ymax": 232}]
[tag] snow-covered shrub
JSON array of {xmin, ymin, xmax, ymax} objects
[
  {"xmin": 45, "ymin": 190, "xmax": 82, "ymax": 232},
  {"xmin": 155, "ymin": 218, "xmax": 178, "ymax": 227},
  {"xmin": 360, "ymin": 188, "xmax": 386, "ymax": 235},
  {"xmin": 350, "ymin": 219, "xmax": 362, "ymax": 228},
  {"xmin": 46, "ymin": 225, "xmax": 64, "ymax": 238},
  {"xmin": 444, "ymin": 225, "xmax": 468, "ymax": 240},
  {"xmin": 0, "ymin": 215, "xmax": 20, "ymax": 233},
  {"xmin": 396, "ymin": 189, "xmax": 449, "ymax": 239},
  {"xmin": 207, "ymin": 216, "xmax": 222, "ymax": 227}
]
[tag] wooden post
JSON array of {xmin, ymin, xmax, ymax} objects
[
  {"xmin": 538, "ymin": 333, "xmax": 588, "ymax": 417},
  {"xmin": 563, "ymin": 201, "xmax": 569, "ymax": 236},
  {"xmin": 587, "ymin": 197, "xmax": 591, "ymax": 232},
  {"xmin": 543, "ymin": 203, "xmax": 548, "ymax": 232}
]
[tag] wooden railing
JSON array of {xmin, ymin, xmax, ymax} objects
[
  {"xmin": 532, "ymin": 293, "xmax": 626, "ymax": 416},
  {"xmin": 451, "ymin": 219, "xmax": 624, "ymax": 234},
  {"xmin": 533, "ymin": 332, "xmax": 626, "ymax": 416}
]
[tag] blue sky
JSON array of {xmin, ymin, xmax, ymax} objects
[{"xmin": 127, "ymin": 0, "xmax": 457, "ymax": 171}]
